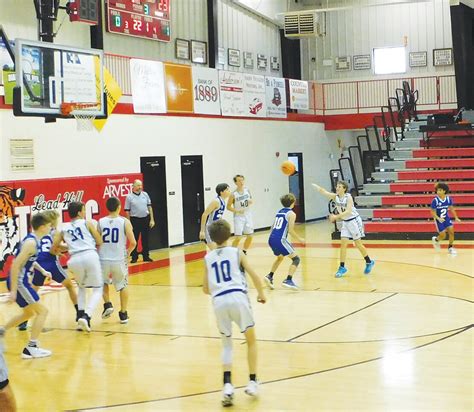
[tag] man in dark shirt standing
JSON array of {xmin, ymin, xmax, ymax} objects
[{"xmin": 124, "ymin": 180, "xmax": 155, "ymax": 263}]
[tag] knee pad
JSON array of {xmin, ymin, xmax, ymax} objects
[
  {"xmin": 221, "ymin": 336, "xmax": 233, "ymax": 365},
  {"xmin": 291, "ymin": 255, "xmax": 301, "ymax": 267}
]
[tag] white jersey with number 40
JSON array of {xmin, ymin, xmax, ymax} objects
[
  {"xmin": 233, "ymin": 188, "xmax": 252, "ymax": 214},
  {"xmin": 205, "ymin": 247, "xmax": 248, "ymax": 298},
  {"xmin": 98, "ymin": 216, "xmax": 127, "ymax": 261},
  {"xmin": 62, "ymin": 219, "xmax": 97, "ymax": 255}
]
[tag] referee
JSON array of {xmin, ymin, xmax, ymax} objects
[{"xmin": 124, "ymin": 179, "xmax": 155, "ymax": 263}]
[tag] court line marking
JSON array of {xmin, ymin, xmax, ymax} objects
[
  {"xmin": 68, "ymin": 325, "xmax": 473, "ymax": 411},
  {"xmin": 287, "ymin": 293, "xmax": 398, "ymax": 342}
]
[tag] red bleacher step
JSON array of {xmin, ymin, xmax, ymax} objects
[
  {"xmin": 421, "ymin": 139, "xmax": 474, "ymax": 148},
  {"xmin": 390, "ymin": 181, "xmax": 474, "ymax": 192},
  {"xmin": 365, "ymin": 221, "xmax": 474, "ymax": 233},
  {"xmin": 412, "ymin": 148, "xmax": 474, "ymax": 158},
  {"xmin": 405, "ymin": 158, "xmax": 474, "ymax": 168},
  {"xmin": 397, "ymin": 169, "xmax": 474, "ymax": 180},
  {"xmin": 372, "ymin": 207, "xmax": 474, "ymax": 219},
  {"xmin": 381, "ymin": 194, "xmax": 474, "ymax": 205}
]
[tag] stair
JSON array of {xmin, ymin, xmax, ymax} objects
[{"xmin": 351, "ymin": 117, "xmax": 474, "ymax": 240}]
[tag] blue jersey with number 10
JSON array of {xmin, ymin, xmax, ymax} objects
[
  {"xmin": 269, "ymin": 208, "xmax": 291, "ymax": 240},
  {"xmin": 431, "ymin": 196, "xmax": 453, "ymax": 222}
]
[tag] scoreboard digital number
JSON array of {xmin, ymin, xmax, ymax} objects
[{"xmin": 106, "ymin": 0, "xmax": 171, "ymax": 42}]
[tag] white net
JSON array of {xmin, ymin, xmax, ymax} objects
[{"xmin": 72, "ymin": 111, "xmax": 96, "ymax": 132}]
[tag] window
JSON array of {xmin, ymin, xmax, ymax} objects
[{"xmin": 373, "ymin": 46, "xmax": 406, "ymax": 75}]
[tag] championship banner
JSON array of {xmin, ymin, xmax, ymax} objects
[
  {"xmin": 1, "ymin": 40, "xmax": 15, "ymax": 104},
  {"xmin": 94, "ymin": 65, "xmax": 122, "ymax": 132},
  {"xmin": 219, "ymin": 70, "xmax": 245, "ymax": 117},
  {"xmin": 265, "ymin": 76, "xmax": 287, "ymax": 118},
  {"xmin": 130, "ymin": 59, "xmax": 166, "ymax": 113},
  {"xmin": 289, "ymin": 79, "xmax": 309, "ymax": 110},
  {"xmin": 0, "ymin": 173, "xmax": 141, "ymax": 281},
  {"xmin": 164, "ymin": 63, "xmax": 194, "ymax": 113},
  {"xmin": 243, "ymin": 74, "xmax": 266, "ymax": 118},
  {"xmin": 192, "ymin": 67, "xmax": 221, "ymax": 115}
]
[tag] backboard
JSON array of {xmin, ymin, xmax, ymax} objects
[{"xmin": 14, "ymin": 39, "xmax": 106, "ymax": 118}]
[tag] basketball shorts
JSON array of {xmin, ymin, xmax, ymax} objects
[
  {"xmin": 0, "ymin": 349, "xmax": 8, "ymax": 388},
  {"xmin": 435, "ymin": 219, "xmax": 453, "ymax": 233},
  {"xmin": 234, "ymin": 214, "xmax": 254, "ymax": 236},
  {"xmin": 32, "ymin": 259, "xmax": 67, "ymax": 286},
  {"xmin": 101, "ymin": 260, "xmax": 128, "ymax": 292},
  {"xmin": 340, "ymin": 216, "xmax": 365, "ymax": 240},
  {"xmin": 67, "ymin": 250, "xmax": 102, "ymax": 288},
  {"xmin": 7, "ymin": 275, "xmax": 40, "ymax": 308},
  {"xmin": 213, "ymin": 291, "xmax": 255, "ymax": 337},
  {"xmin": 268, "ymin": 236, "xmax": 295, "ymax": 256},
  {"xmin": 205, "ymin": 221, "xmax": 221, "ymax": 245}
]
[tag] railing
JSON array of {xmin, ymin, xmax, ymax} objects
[{"xmin": 103, "ymin": 53, "xmax": 458, "ymax": 115}]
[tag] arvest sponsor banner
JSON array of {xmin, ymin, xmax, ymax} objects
[
  {"xmin": 243, "ymin": 74, "xmax": 266, "ymax": 118},
  {"xmin": 130, "ymin": 59, "xmax": 166, "ymax": 113},
  {"xmin": 0, "ymin": 173, "xmax": 141, "ymax": 280},
  {"xmin": 265, "ymin": 76, "xmax": 287, "ymax": 118},
  {"xmin": 219, "ymin": 70, "xmax": 245, "ymax": 117},
  {"xmin": 192, "ymin": 67, "xmax": 221, "ymax": 115},
  {"xmin": 289, "ymin": 79, "xmax": 309, "ymax": 110},
  {"xmin": 164, "ymin": 63, "xmax": 194, "ymax": 113}
]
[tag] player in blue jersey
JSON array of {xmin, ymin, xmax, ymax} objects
[
  {"xmin": 265, "ymin": 193, "xmax": 305, "ymax": 290},
  {"xmin": 203, "ymin": 219, "xmax": 266, "ymax": 406},
  {"xmin": 31, "ymin": 210, "xmax": 79, "ymax": 320},
  {"xmin": 431, "ymin": 182, "xmax": 461, "ymax": 255},
  {"xmin": 199, "ymin": 183, "xmax": 231, "ymax": 250},
  {"xmin": 0, "ymin": 212, "xmax": 53, "ymax": 359}
]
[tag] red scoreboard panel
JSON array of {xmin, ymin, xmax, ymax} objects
[{"xmin": 106, "ymin": 0, "xmax": 171, "ymax": 42}]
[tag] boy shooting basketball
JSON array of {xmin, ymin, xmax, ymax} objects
[
  {"xmin": 312, "ymin": 181, "xmax": 375, "ymax": 277},
  {"xmin": 203, "ymin": 220, "xmax": 266, "ymax": 407}
]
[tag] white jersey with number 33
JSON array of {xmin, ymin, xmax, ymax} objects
[
  {"xmin": 62, "ymin": 219, "xmax": 97, "ymax": 255},
  {"xmin": 205, "ymin": 247, "xmax": 248, "ymax": 298},
  {"xmin": 98, "ymin": 216, "xmax": 127, "ymax": 261}
]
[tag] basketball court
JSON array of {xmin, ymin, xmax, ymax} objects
[{"xmin": 0, "ymin": 221, "xmax": 472, "ymax": 411}]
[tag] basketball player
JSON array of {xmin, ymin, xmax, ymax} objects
[
  {"xmin": 1, "ymin": 212, "xmax": 52, "ymax": 358},
  {"xmin": 203, "ymin": 219, "xmax": 266, "ymax": 406},
  {"xmin": 199, "ymin": 183, "xmax": 231, "ymax": 250},
  {"xmin": 98, "ymin": 197, "xmax": 136, "ymax": 324},
  {"xmin": 53, "ymin": 202, "xmax": 103, "ymax": 332},
  {"xmin": 431, "ymin": 182, "xmax": 461, "ymax": 255},
  {"xmin": 0, "ymin": 330, "xmax": 16, "ymax": 411},
  {"xmin": 31, "ymin": 210, "xmax": 79, "ymax": 321},
  {"xmin": 265, "ymin": 193, "xmax": 305, "ymax": 290},
  {"xmin": 227, "ymin": 175, "xmax": 254, "ymax": 254},
  {"xmin": 312, "ymin": 181, "xmax": 375, "ymax": 277}
]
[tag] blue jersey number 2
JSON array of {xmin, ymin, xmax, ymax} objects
[{"xmin": 211, "ymin": 260, "xmax": 232, "ymax": 284}]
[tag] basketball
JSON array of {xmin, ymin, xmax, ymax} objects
[{"xmin": 280, "ymin": 161, "xmax": 296, "ymax": 176}]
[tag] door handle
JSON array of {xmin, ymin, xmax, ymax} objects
[{"xmin": 196, "ymin": 193, "xmax": 200, "ymax": 211}]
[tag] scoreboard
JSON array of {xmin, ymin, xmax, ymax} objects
[{"xmin": 106, "ymin": 0, "xmax": 171, "ymax": 42}]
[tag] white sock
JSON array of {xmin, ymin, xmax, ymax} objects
[{"xmin": 77, "ymin": 287, "xmax": 86, "ymax": 311}]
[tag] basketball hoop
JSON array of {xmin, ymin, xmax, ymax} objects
[{"xmin": 60, "ymin": 102, "xmax": 99, "ymax": 132}]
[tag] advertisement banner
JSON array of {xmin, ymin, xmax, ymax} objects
[
  {"xmin": 219, "ymin": 70, "xmax": 245, "ymax": 117},
  {"xmin": 289, "ymin": 79, "xmax": 309, "ymax": 110},
  {"xmin": 130, "ymin": 59, "xmax": 166, "ymax": 113},
  {"xmin": 243, "ymin": 74, "xmax": 266, "ymax": 118},
  {"xmin": 191, "ymin": 67, "xmax": 221, "ymax": 115},
  {"xmin": 164, "ymin": 63, "xmax": 194, "ymax": 113},
  {"xmin": 0, "ymin": 173, "xmax": 141, "ymax": 280},
  {"xmin": 265, "ymin": 76, "xmax": 287, "ymax": 118}
]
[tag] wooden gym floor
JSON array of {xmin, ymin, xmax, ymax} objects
[{"xmin": 0, "ymin": 220, "xmax": 472, "ymax": 411}]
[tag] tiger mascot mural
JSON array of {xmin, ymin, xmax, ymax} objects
[{"xmin": 0, "ymin": 186, "xmax": 26, "ymax": 280}]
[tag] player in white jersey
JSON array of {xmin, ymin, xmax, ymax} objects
[
  {"xmin": 98, "ymin": 197, "xmax": 136, "ymax": 324},
  {"xmin": 53, "ymin": 201, "xmax": 103, "ymax": 332},
  {"xmin": 313, "ymin": 181, "xmax": 375, "ymax": 278},
  {"xmin": 227, "ymin": 175, "xmax": 254, "ymax": 254},
  {"xmin": 199, "ymin": 183, "xmax": 231, "ymax": 250},
  {"xmin": 203, "ymin": 220, "xmax": 266, "ymax": 407}
]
